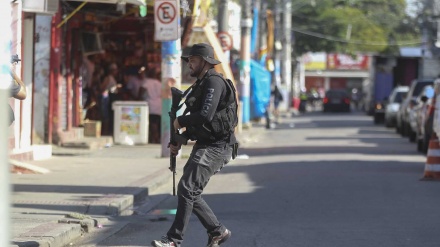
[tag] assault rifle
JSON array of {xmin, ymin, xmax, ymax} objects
[{"xmin": 169, "ymin": 87, "xmax": 189, "ymax": 196}]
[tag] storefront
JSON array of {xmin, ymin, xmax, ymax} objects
[
  {"xmin": 13, "ymin": 0, "xmax": 232, "ymax": 159},
  {"xmin": 8, "ymin": 0, "xmax": 159, "ymax": 162},
  {"xmin": 47, "ymin": 0, "xmax": 158, "ymax": 144},
  {"xmin": 302, "ymin": 52, "xmax": 371, "ymax": 93}
]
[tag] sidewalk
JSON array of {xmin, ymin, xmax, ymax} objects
[{"xmin": 9, "ymin": 125, "xmax": 267, "ymax": 247}]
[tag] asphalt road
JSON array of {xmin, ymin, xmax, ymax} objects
[{"xmin": 71, "ymin": 111, "xmax": 440, "ymax": 247}]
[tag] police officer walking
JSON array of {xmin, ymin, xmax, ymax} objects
[{"xmin": 151, "ymin": 43, "xmax": 238, "ymax": 247}]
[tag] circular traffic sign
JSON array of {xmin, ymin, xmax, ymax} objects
[
  {"xmin": 217, "ymin": 32, "xmax": 233, "ymax": 52},
  {"xmin": 156, "ymin": 2, "xmax": 176, "ymax": 24}
]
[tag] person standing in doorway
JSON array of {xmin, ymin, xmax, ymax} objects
[
  {"xmin": 100, "ymin": 63, "xmax": 119, "ymax": 135},
  {"xmin": 138, "ymin": 66, "xmax": 162, "ymax": 143}
]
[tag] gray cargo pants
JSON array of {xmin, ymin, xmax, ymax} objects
[{"xmin": 167, "ymin": 143, "xmax": 233, "ymax": 246}]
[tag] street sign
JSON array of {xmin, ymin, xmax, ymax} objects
[
  {"xmin": 216, "ymin": 31, "xmax": 233, "ymax": 52},
  {"xmin": 154, "ymin": 0, "xmax": 179, "ymax": 41}
]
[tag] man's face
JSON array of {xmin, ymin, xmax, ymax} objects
[{"xmin": 187, "ymin": 56, "xmax": 205, "ymax": 77}]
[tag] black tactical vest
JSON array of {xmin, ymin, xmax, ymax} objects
[{"xmin": 183, "ymin": 72, "xmax": 238, "ymax": 142}]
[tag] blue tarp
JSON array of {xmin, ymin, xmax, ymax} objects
[
  {"xmin": 374, "ymin": 72, "xmax": 393, "ymax": 102},
  {"xmin": 250, "ymin": 60, "xmax": 271, "ymax": 118}
]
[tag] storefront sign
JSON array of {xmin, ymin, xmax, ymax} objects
[
  {"xmin": 302, "ymin": 52, "xmax": 327, "ymax": 70},
  {"xmin": 327, "ymin": 54, "xmax": 369, "ymax": 70},
  {"xmin": 154, "ymin": 0, "xmax": 180, "ymax": 41},
  {"xmin": 120, "ymin": 106, "xmax": 141, "ymax": 135}
]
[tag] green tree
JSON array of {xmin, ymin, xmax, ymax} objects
[
  {"xmin": 287, "ymin": 0, "xmax": 420, "ymax": 55},
  {"xmin": 208, "ymin": 0, "xmax": 420, "ymax": 55}
]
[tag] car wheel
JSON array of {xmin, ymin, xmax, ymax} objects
[
  {"xmin": 374, "ymin": 115, "xmax": 380, "ymax": 124},
  {"xmin": 423, "ymin": 131, "xmax": 432, "ymax": 154},
  {"xmin": 417, "ymin": 139, "xmax": 424, "ymax": 152},
  {"xmin": 423, "ymin": 138, "xmax": 429, "ymax": 154},
  {"xmin": 384, "ymin": 119, "xmax": 389, "ymax": 127},
  {"xmin": 409, "ymin": 129, "xmax": 416, "ymax": 142},
  {"xmin": 416, "ymin": 132, "xmax": 424, "ymax": 152},
  {"xmin": 402, "ymin": 122, "xmax": 409, "ymax": 137}
]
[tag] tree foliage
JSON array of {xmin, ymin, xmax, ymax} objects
[
  {"xmin": 285, "ymin": 0, "xmax": 421, "ymax": 55},
  {"xmin": 207, "ymin": 0, "xmax": 421, "ymax": 56},
  {"xmin": 412, "ymin": 0, "xmax": 440, "ymax": 57}
]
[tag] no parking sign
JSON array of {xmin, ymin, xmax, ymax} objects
[
  {"xmin": 154, "ymin": 0, "xmax": 180, "ymax": 41},
  {"xmin": 217, "ymin": 31, "xmax": 233, "ymax": 52}
]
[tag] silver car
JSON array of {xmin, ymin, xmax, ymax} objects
[
  {"xmin": 385, "ymin": 86, "xmax": 409, "ymax": 127},
  {"xmin": 397, "ymin": 79, "xmax": 435, "ymax": 136}
]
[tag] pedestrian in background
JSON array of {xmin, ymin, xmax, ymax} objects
[
  {"xmin": 151, "ymin": 43, "xmax": 237, "ymax": 247},
  {"xmin": 9, "ymin": 54, "xmax": 26, "ymax": 126},
  {"xmin": 272, "ymin": 85, "xmax": 283, "ymax": 123},
  {"xmin": 100, "ymin": 63, "xmax": 119, "ymax": 135},
  {"xmin": 124, "ymin": 65, "xmax": 141, "ymax": 100},
  {"xmin": 138, "ymin": 66, "xmax": 162, "ymax": 143}
]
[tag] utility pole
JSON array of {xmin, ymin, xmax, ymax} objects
[
  {"xmin": 218, "ymin": 0, "xmax": 230, "ymax": 63},
  {"xmin": 161, "ymin": 41, "xmax": 181, "ymax": 157},
  {"xmin": 252, "ymin": 0, "xmax": 260, "ymax": 60},
  {"xmin": 240, "ymin": 0, "xmax": 252, "ymax": 127},
  {"xmin": 259, "ymin": 1, "xmax": 267, "ymax": 62},
  {"xmin": 281, "ymin": 0, "xmax": 292, "ymax": 110},
  {"xmin": 217, "ymin": 0, "xmax": 229, "ymax": 32},
  {"xmin": 273, "ymin": 0, "xmax": 282, "ymax": 91},
  {"xmin": 0, "ymin": 2, "xmax": 11, "ymax": 246},
  {"xmin": 259, "ymin": 1, "xmax": 272, "ymax": 129},
  {"xmin": 156, "ymin": 0, "xmax": 181, "ymax": 157}
]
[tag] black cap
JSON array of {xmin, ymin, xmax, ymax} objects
[{"xmin": 181, "ymin": 43, "xmax": 221, "ymax": 65}]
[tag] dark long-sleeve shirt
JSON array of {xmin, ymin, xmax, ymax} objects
[{"xmin": 178, "ymin": 69, "xmax": 237, "ymax": 146}]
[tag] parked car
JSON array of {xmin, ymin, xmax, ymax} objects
[
  {"xmin": 384, "ymin": 86, "xmax": 409, "ymax": 127},
  {"xmin": 411, "ymin": 85, "xmax": 434, "ymax": 147},
  {"xmin": 322, "ymin": 89, "xmax": 351, "ymax": 112},
  {"xmin": 418, "ymin": 80, "xmax": 440, "ymax": 153},
  {"xmin": 396, "ymin": 78, "xmax": 435, "ymax": 137}
]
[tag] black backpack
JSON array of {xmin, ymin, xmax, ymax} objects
[{"xmin": 208, "ymin": 75, "xmax": 238, "ymax": 138}]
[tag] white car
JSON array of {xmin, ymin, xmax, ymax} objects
[{"xmin": 385, "ymin": 86, "xmax": 409, "ymax": 127}]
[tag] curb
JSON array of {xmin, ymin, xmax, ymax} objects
[
  {"xmin": 12, "ymin": 222, "xmax": 83, "ymax": 247},
  {"xmin": 11, "ymin": 166, "xmax": 172, "ymax": 247},
  {"xmin": 10, "ymin": 159, "xmax": 50, "ymax": 174}
]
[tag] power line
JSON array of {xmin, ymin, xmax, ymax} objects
[{"xmin": 292, "ymin": 27, "xmax": 425, "ymax": 46}]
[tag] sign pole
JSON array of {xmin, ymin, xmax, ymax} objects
[
  {"xmin": 217, "ymin": 0, "xmax": 230, "ymax": 63},
  {"xmin": 154, "ymin": 0, "xmax": 181, "ymax": 157},
  {"xmin": 0, "ymin": 2, "xmax": 12, "ymax": 246},
  {"xmin": 240, "ymin": 0, "xmax": 252, "ymax": 127},
  {"xmin": 160, "ymin": 41, "xmax": 181, "ymax": 157}
]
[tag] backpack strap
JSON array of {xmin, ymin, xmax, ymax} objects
[
  {"xmin": 208, "ymin": 74, "xmax": 238, "ymax": 110},
  {"xmin": 208, "ymin": 74, "xmax": 239, "ymax": 139}
]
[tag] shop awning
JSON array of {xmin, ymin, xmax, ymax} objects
[{"xmin": 67, "ymin": 0, "xmax": 146, "ymax": 6}]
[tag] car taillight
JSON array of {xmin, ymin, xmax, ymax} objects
[
  {"xmin": 323, "ymin": 97, "xmax": 329, "ymax": 104},
  {"xmin": 344, "ymin": 98, "xmax": 350, "ymax": 104},
  {"xmin": 428, "ymin": 104, "xmax": 435, "ymax": 117}
]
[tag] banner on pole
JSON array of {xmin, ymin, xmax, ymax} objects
[{"xmin": 154, "ymin": 0, "xmax": 180, "ymax": 41}]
